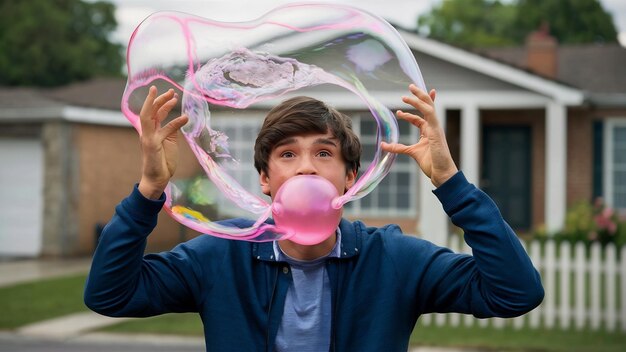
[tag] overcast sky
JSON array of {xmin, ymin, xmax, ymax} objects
[{"xmin": 102, "ymin": 0, "xmax": 626, "ymax": 47}]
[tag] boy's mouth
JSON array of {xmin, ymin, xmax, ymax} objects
[{"xmin": 272, "ymin": 175, "xmax": 342, "ymax": 245}]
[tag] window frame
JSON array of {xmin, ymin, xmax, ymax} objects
[
  {"xmin": 344, "ymin": 113, "xmax": 419, "ymax": 218},
  {"xmin": 603, "ymin": 117, "xmax": 626, "ymax": 210},
  {"xmin": 210, "ymin": 114, "xmax": 267, "ymax": 216}
]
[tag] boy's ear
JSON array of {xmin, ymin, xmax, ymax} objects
[
  {"xmin": 344, "ymin": 169, "xmax": 357, "ymax": 193},
  {"xmin": 260, "ymin": 170, "xmax": 271, "ymax": 196}
]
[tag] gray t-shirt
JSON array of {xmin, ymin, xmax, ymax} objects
[{"xmin": 273, "ymin": 232, "xmax": 341, "ymax": 351}]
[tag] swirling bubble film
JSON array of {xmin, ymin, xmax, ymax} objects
[{"xmin": 121, "ymin": 3, "xmax": 426, "ymax": 241}]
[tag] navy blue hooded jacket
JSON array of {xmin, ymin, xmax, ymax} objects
[{"xmin": 84, "ymin": 172, "xmax": 544, "ymax": 351}]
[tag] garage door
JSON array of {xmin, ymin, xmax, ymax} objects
[{"xmin": 0, "ymin": 138, "xmax": 43, "ymax": 257}]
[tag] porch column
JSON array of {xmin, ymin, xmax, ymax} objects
[
  {"xmin": 460, "ymin": 103, "xmax": 480, "ymax": 184},
  {"xmin": 545, "ymin": 101, "xmax": 567, "ymax": 233},
  {"xmin": 418, "ymin": 104, "xmax": 448, "ymax": 246}
]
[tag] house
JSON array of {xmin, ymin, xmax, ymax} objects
[
  {"xmin": 1, "ymin": 28, "xmax": 624, "ymax": 257},
  {"xmin": 406, "ymin": 28, "xmax": 626, "ymax": 245},
  {"xmin": 0, "ymin": 79, "xmax": 196, "ymax": 257}
]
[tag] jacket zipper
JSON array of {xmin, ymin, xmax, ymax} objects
[
  {"xmin": 329, "ymin": 259, "xmax": 341, "ymax": 352},
  {"xmin": 266, "ymin": 265, "xmax": 279, "ymax": 352}
]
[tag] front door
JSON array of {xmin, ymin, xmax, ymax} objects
[{"xmin": 481, "ymin": 126, "xmax": 532, "ymax": 231}]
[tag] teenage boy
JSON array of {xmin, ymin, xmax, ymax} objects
[{"xmin": 85, "ymin": 84, "xmax": 544, "ymax": 351}]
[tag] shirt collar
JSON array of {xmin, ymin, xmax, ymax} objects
[
  {"xmin": 273, "ymin": 229, "xmax": 342, "ymax": 262},
  {"xmin": 253, "ymin": 219, "xmax": 360, "ymax": 261}
]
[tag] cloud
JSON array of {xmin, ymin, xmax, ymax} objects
[
  {"xmin": 106, "ymin": 0, "xmax": 626, "ymax": 47},
  {"xmin": 107, "ymin": 0, "xmax": 430, "ymax": 45}
]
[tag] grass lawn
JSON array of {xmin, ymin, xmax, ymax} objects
[
  {"xmin": 101, "ymin": 313, "xmax": 203, "ymax": 336},
  {"xmin": 410, "ymin": 324, "xmax": 626, "ymax": 352},
  {"xmin": 3, "ymin": 273, "xmax": 626, "ymax": 352},
  {"xmin": 0, "ymin": 274, "xmax": 89, "ymax": 329}
]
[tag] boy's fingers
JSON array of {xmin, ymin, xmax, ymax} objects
[
  {"xmin": 404, "ymin": 85, "xmax": 439, "ymax": 128},
  {"xmin": 159, "ymin": 115, "xmax": 189, "ymax": 139},
  {"xmin": 140, "ymin": 86, "xmax": 157, "ymax": 116},
  {"xmin": 155, "ymin": 95, "xmax": 178, "ymax": 123},
  {"xmin": 396, "ymin": 110, "xmax": 426, "ymax": 129},
  {"xmin": 401, "ymin": 96, "xmax": 433, "ymax": 119},
  {"xmin": 152, "ymin": 89, "xmax": 176, "ymax": 110},
  {"xmin": 408, "ymin": 84, "xmax": 433, "ymax": 103},
  {"xmin": 381, "ymin": 141, "xmax": 411, "ymax": 155},
  {"xmin": 139, "ymin": 86, "xmax": 158, "ymax": 131},
  {"xmin": 406, "ymin": 84, "xmax": 435, "ymax": 109}
]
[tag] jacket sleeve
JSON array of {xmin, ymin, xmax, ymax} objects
[
  {"xmin": 415, "ymin": 171, "xmax": 544, "ymax": 318},
  {"xmin": 83, "ymin": 185, "xmax": 211, "ymax": 317}
]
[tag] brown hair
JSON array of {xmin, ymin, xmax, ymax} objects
[{"xmin": 254, "ymin": 96, "xmax": 361, "ymax": 175}]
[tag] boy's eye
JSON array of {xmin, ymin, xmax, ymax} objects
[
  {"xmin": 317, "ymin": 150, "xmax": 331, "ymax": 157},
  {"xmin": 280, "ymin": 151, "xmax": 295, "ymax": 158}
]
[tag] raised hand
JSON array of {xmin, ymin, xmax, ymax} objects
[
  {"xmin": 138, "ymin": 86, "xmax": 189, "ymax": 199},
  {"xmin": 381, "ymin": 84, "xmax": 458, "ymax": 187}
]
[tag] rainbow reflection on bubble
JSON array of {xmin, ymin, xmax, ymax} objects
[{"xmin": 121, "ymin": 3, "xmax": 426, "ymax": 242}]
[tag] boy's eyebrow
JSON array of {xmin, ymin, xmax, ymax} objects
[
  {"xmin": 273, "ymin": 137, "xmax": 297, "ymax": 149},
  {"xmin": 313, "ymin": 137, "xmax": 338, "ymax": 147},
  {"xmin": 273, "ymin": 136, "xmax": 339, "ymax": 149}
]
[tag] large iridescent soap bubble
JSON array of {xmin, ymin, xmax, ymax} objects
[{"xmin": 121, "ymin": 3, "xmax": 426, "ymax": 245}]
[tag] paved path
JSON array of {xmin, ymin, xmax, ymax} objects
[
  {"xmin": 1, "ymin": 331, "xmax": 476, "ymax": 352},
  {"xmin": 0, "ymin": 332, "xmax": 203, "ymax": 352},
  {"xmin": 16, "ymin": 312, "xmax": 133, "ymax": 339},
  {"xmin": 10, "ymin": 311, "xmax": 480, "ymax": 352},
  {"xmin": 0, "ymin": 257, "xmax": 92, "ymax": 287}
]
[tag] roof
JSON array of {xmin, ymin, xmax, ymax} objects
[
  {"xmin": 0, "ymin": 87, "xmax": 65, "ymax": 121},
  {"xmin": 40, "ymin": 77, "xmax": 126, "ymax": 110},
  {"xmin": 397, "ymin": 30, "xmax": 584, "ymax": 105},
  {"xmin": 0, "ymin": 87, "xmax": 64, "ymax": 109},
  {"xmin": 3, "ymin": 33, "xmax": 624, "ymax": 124},
  {"xmin": 0, "ymin": 78, "xmax": 127, "ymax": 125},
  {"xmin": 479, "ymin": 44, "xmax": 626, "ymax": 95}
]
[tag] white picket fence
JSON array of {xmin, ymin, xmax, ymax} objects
[{"xmin": 419, "ymin": 237, "xmax": 626, "ymax": 332}]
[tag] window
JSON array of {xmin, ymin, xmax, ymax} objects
[
  {"xmin": 208, "ymin": 111, "xmax": 419, "ymax": 218},
  {"xmin": 604, "ymin": 118, "xmax": 626, "ymax": 209},
  {"xmin": 210, "ymin": 114, "xmax": 266, "ymax": 216},
  {"xmin": 344, "ymin": 113, "xmax": 418, "ymax": 217},
  {"xmin": 216, "ymin": 121, "xmax": 260, "ymax": 193}
]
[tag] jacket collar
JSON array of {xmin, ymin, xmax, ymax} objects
[{"xmin": 252, "ymin": 218, "xmax": 361, "ymax": 261}]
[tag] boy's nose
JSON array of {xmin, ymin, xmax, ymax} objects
[{"xmin": 296, "ymin": 157, "xmax": 317, "ymax": 175}]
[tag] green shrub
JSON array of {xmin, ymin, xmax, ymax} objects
[{"xmin": 538, "ymin": 198, "xmax": 626, "ymax": 247}]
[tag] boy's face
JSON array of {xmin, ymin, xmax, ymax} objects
[{"xmin": 260, "ymin": 131, "xmax": 356, "ymax": 199}]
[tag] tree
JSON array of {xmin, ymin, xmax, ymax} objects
[
  {"xmin": 512, "ymin": 0, "xmax": 618, "ymax": 45},
  {"xmin": 417, "ymin": 0, "xmax": 518, "ymax": 48},
  {"xmin": 0, "ymin": 0, "xmax": 123, "ymax": 87},
  {"xmin": 417, "ymin": 0, "xmax": 619, "ymax": 48}
]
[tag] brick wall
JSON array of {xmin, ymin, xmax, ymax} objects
[
  {"xmin": 566, "ymin": 109, "xmax": 593, "ymax": 206},
  {"xmin": 75, "ymin": 124, "xmax": 202, "ymax": 255}
]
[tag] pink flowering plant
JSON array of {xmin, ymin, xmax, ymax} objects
[{"xmin": 555, "ymin": 198, "xmax": 626, "ymax": 246}]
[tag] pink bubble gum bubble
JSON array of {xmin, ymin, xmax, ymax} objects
[{"xmin": 272, "ymin": 175, "xmax": 341, "ymax": 245}]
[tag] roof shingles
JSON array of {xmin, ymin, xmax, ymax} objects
[{"xmin": 481, "ymin": 44, "xmax": 626, "ymax": 94}]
